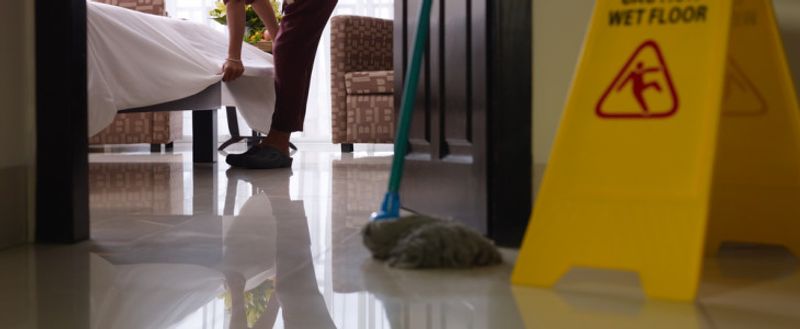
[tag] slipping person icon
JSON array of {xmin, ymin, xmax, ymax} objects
[{"xmin": 618, "ymin": 61, "xmax": 662, "ymax": 114}]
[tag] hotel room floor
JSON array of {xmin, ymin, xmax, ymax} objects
[{"xmin": 1, "ymin": 143, "xmax": 798, "ymax": 329}]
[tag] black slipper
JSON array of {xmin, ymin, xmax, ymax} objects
[{"xmin": 225, "ymin": 145, "xmax": 293, "ymax": 169}]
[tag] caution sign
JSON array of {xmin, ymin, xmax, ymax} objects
[
  {"xmin": 723, "ymin": 59, "xmax": 767, "ymax": 115},
  {"xmin": 596, "ymin": 40, "xmax": 679, "ymax": 118},
  {"xmin": 513, "ymin": 0, "xmax": 800, "ymax": 301}
]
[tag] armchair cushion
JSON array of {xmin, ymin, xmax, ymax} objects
[
  {"xmin": 346, "ymin": 95, "xmax": 394, "ymax": 143},
  {"xmin": 345, "ymin": 70, "xmax": 394, "ymax": 95}
]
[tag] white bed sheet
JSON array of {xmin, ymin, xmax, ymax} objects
[{"xmin": 87, "ymin": 1, "xmax": 275, "ymax": 136}]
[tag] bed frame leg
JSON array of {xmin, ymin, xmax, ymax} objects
[{"xmin": 193, "ymin": 109, "xmax": 218, "ymax": 163}]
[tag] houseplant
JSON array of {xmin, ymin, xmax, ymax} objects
[{"xmin": 209, "ymin": 0, "xmax": 282, "ymax": 48}]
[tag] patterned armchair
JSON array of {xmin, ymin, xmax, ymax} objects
[
  {"xmin": 330, "ymin": 15, "xmax": 394, "ymax": 153},
  {"xmin": 89, "ymin": 0, "xmax": 183, "ymax": 152}
]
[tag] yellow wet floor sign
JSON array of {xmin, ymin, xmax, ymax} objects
[{"xmin": 513, "ymin": 0, "xmax": 800, "ymax": 301}]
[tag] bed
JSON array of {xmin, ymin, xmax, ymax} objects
[{"xmin": 87, "ymin": 1, "xmax": 275, "ymax": 162}]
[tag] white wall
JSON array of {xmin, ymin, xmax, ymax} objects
[
  {"xmin": 532, "ymin": 0, "xmax": 595, "ymax": 165},
  {"xmin": 532, "ymin": 0, "xmax": 800, "ymax": 192},
  {"xmin": 0, "ymin": 0, "xmax": 36, "ymax": 248},
  {"xmin": 531, "ymin": 0, "xmax": 595, "ymax": 191}
]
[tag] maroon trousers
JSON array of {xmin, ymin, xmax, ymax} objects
[{"xmin": 271, "ymin": 0, "xmax": 338, "ymax": 133}]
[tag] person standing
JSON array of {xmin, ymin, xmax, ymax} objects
[{"xmin": 222, "ymin": 0, "xmax": 338, "ymax": 169}]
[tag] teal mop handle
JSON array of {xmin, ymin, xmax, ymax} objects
[
  {"xmin": 372, "ymin": 0, "xmax": 433, "ymax": 220},
  {"xmin": 388, "ymin": 0, "xmax": 433, "ymax": 194}
]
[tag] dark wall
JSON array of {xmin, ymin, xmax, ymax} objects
[{"xmin": 35, "ymin": 0, "xmax": 89, "ymax": 243}]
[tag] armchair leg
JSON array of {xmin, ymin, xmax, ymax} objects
[
  {"xmin": 153, "ymin": 142, "xmax": 175, "ymax": 153},
  {"xmin": 341, "ymin": 143, "xmax": 354, "ymax": 153}
]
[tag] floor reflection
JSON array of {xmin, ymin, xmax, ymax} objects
[
  {"xmin": 89, "ymin": 161, "xmax": 185, "ymax": 216},
  {"xmin": 3, "ymin": 145, "xmax": 799, "ymax": 329},
  {"xmin": 512, "ymin": 244, "xmax": 800, "ymax": 329},
  {"xmin": 90, "ymin": 168, "xmax": 335, "ymax": 329}
]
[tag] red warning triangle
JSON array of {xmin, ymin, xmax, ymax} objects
[
  {"xmin": 596, "ymin": 40, "xmax": 679, "ymax": 119},
  {"xmin": 723, "ymin": 59, "xmax": 767, "ymax": 116}
]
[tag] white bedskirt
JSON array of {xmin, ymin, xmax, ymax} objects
[{"xmin": 87, "ymin": 1, "xmax": 275, "ymax": 136}]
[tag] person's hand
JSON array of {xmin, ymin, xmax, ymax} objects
[{"xmin": 221, "ymin": 59, "xmax": 245, "ymax": 82}]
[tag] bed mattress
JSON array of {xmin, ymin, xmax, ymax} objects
[{"xmin": 87, "ymin": 1, "xmax": 275, "ymax": 136}]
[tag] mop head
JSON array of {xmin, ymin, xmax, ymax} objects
[{"xmin": 362, "ymin": 215, "xmax": 503, "ymax": 269}]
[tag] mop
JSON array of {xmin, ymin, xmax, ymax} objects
[{"xmin": 361, "ymin": 0, "xmax": 502, "ymax": 269}]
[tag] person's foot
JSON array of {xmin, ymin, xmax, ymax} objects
[
  {"xmin": 226, "ymin": 144, "xmax": 293, "ymax": 169},
  {"xmin": 260, "ymin": 129, "xmax": 291, "ymax": 157}
]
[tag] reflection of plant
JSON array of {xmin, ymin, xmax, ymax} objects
[
  {"xmin": 209, "ymin": 0, "xmax": 282, "ymax": 44},
  {"xmin": 221, "ymin": 279, "xmax": 275, "ymax": 328}
]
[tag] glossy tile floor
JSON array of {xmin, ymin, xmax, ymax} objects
[{"xmin": 2, "ymin": 143, "xmax": 800, "ymax": 329}]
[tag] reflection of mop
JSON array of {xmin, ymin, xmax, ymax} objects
[{"xmin": 362, "ymin": 0, "xmax": 501, "ymax": 269}]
